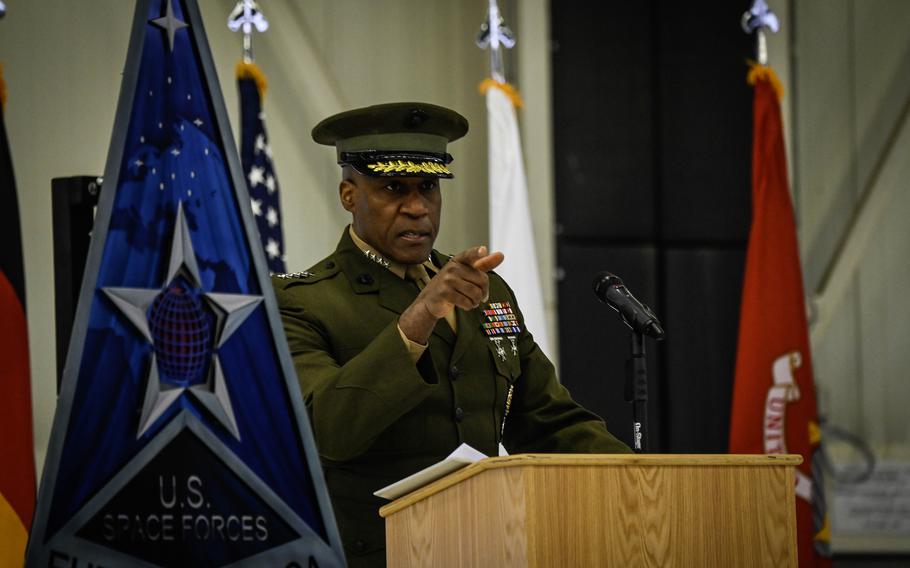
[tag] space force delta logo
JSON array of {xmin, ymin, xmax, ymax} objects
[
  {"xmin": 26, "ymin": 1, "xmax": 344, "ymax": 566},
  {"xmin": 65, "ymin": 207, "xmax": 294, "ymax": 562}
]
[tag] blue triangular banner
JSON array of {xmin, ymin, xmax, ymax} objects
[{"xmin": 26, "ymin": 1, "xmax": 345, "ymax": 566}]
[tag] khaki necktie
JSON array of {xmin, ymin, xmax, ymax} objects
[{"xmin": 406, "ymin": 264, "xmax": 457, "ymax": 332}]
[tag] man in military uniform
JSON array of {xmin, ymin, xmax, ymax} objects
[{"xmin": 273, "ymin": 102, "xmax": 630, "ymax": 567}]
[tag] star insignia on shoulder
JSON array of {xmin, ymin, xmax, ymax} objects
[
  {"xmin": 273, "ymin": 271, "xmax": 314, "ymax": 279},
  {"xmin": 363, "ymin": 249, "xmax": 391, "ymax": 268}
]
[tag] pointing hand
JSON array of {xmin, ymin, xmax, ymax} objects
[{"xmin": 399, "ymin": 246, "xmax": 505, "ymax": 344}]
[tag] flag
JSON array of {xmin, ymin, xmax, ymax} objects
[
  {"xmin": 237, "ymin": 61, "xmax": 286, "ymax": 274},
  {"xmin": 729, "ymin": 64, "xmax": 831, "ymax": 567},
  {"xmin": 482, "ymin": 79, "xmax": 552, "ymax": 357},
  {"xmin": 0, "ymin": 63, "xmax": 36, "ymax": 567},
  {"xmin": 27, "ymin": 1, "xmax": 343, "ymax": 565}
]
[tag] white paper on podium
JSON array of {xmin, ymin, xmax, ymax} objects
[{"xmin": 374, "ymin": 443, "xmax": 489, "ymax": 500}]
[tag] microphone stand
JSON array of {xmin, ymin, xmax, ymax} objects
[{"xmin": 625, "ymin": 331, "xmax": 649, "ymax": 452}]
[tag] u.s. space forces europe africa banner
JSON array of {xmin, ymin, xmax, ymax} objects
[{"xmin": 26, "ymin": 2, "xmax": 345, "ymax": 566}]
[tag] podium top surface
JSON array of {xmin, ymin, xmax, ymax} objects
[{"xmin": 379, "ymin": 453, "xmax": 802, "ymax": 517}]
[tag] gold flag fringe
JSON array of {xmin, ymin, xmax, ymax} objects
[
  {"xmin": 478, "ymin": 78, "xmax": 524, "ymax": 108},
  {"xmin": 236, "ymin": 61, "xmax": 267, "ymax": 98},
  {"xmin": 747, "ymin": 61, "xmax": 784, "ymax": 101}
]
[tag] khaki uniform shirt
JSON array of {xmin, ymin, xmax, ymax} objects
[{"xmin": 273, "ymin": 229, "xmax": 631, "ymax": 567}]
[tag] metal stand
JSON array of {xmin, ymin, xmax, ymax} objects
[
  {"xmin": 625, "ymin": 331, "xmax": 649, "ymax": 452},
  {"xmin": 52, "ymin": 175, "xmax": 101, "ymax": 392}
]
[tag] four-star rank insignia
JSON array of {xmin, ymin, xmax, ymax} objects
[{"xmin": 26, "ymin": 1, "xmax": 345, "ymax": 566}]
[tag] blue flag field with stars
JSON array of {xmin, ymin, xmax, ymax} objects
[
  {"xmin": 238, "ymin": 63, "xmax": 286, "ymax": 274},
  {"xmin": 26, "ymin": 1, "xmax": 345, "ymax": 566}
]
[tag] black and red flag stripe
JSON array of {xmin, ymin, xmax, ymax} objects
[{"xmin": 0, "ymin": 63, "xmax": 36, "ymax": 564}]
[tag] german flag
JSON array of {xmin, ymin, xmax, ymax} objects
[{"xmin": 0, "ymin": 63, "xmax": 36, "ymax": 567}]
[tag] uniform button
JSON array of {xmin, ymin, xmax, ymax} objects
[
  {"xmin": 454, "ymin": 407, "xmax": 465, "ymax": 422},
  {"xmin": 357, "ymin": 274, "xmax": 374, "ymax": 285},
  {"xmin": 354, "ymin": 540, "xmax": 366, "ymax": 553},
  {"xmin": 448, "ymin": 365, "xmax": 460, "ymax": 380},
  {"xmin": 325, "ymin": 260, "xmax": 336, "ymax": 269}
]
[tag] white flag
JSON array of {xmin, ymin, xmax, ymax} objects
[{"xmin": 486, "ymin": 85, "xmax": 552, "ymax": 358}]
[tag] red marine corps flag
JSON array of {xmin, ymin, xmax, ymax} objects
[{"xmin": 729, "ymin": 61, "xmax": 831, "ymax": 567}]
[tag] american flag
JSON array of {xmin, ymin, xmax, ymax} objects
[{"xmin": 238, "ymin": 62, "xmax": 286, "ymax": 273}]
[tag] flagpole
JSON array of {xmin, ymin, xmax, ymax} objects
[
  {"xmin": 741, "ymin": 0, "xmax": 778, "ymax": 65},
  {"xmin": 487, "ymin": 0, "xmax": 505, "ymax": 83},
  {"xmin": 476, "ymin": 0, "xmax": 516, "ymax": 84},
  {"xmin": 228, "ymin": 0, "xmax": 269, "ymax": 63}
]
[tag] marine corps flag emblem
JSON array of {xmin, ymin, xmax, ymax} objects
[{"xmin": 26, "ymin": 1, "xmax": 345, "ymax": 566}]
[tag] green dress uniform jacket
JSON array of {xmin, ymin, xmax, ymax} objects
[{"xmin": 273, "ymin": 230, "xmax": 631, "ymax": 567}]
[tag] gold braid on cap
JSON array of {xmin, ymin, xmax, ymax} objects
[{"xmin": 366, "ymin": 160, "xmax": 451, "ymax": 175}]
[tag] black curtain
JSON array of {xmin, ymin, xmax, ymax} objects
[{"xmin": 552, "ymin": 0, "xmax": 753, "ymax": 452}]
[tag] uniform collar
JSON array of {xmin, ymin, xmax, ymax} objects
[
  {"xmin": 347, "ymin": 225, "xmax": 440, "ymax": 278},
  {"xmin": 333, "ymin": 228, "xmax": 457, "ymax": 346}
]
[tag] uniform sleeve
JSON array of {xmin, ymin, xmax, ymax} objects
[
  {"xmin": 277, "ymin": 286, "xmax": 439, "ymax": 462},
  {"xmin": 499, "ymin": 281, "xmax": 633, "ymax": 454},
  {"xmin": 397, "ymin": 323, "xmax": 428, "ymax": 362}
]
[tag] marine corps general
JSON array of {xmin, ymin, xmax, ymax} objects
[{"xmin": 272, "ymin": 102, "xmax": 631, "ymax": 567}]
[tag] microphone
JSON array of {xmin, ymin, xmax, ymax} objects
[{"xmin": 592, "ymin": 272, "xmax": 665, "ymax": 339}]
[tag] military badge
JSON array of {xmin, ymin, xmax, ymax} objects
[
  {"xmin": 490, "ymin": 337, "xmax": 507, "ymax": 361},
  {"xmin": 481, "ymin": 301, "xmax": 522, "ymax": 336},
  {"xmin": 482, "ymin": 302, "xmax": 521, "ymax": 361}
]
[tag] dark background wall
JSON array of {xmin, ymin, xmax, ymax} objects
[{"xmin": 552, "ymin": 1, "xmax": 753, "ymax": 452}]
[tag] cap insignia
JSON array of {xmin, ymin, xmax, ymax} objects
[{"xmin": 366, "ymin": 160, "xmax": 451, "ymax": 175}]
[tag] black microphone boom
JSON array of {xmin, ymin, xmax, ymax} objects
[{"xmin": 592, "ymin": 272, "xmax": 665, "ymax": 339}]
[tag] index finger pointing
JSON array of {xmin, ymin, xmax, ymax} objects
[
  {"xmin": 452, "ymin": 245, "xmax": 488, "ymax": 267},
  {"xmin": 472, "ymin": 251, "xmax": 504, "ymax": 273}
]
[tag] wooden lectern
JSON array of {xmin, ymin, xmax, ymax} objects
[{"xmin": 380, "ymin": 454, "xmax": 801, "ymax": 567}]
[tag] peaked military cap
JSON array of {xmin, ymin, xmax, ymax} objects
[{"xmin": 312, "ymin": 102, "xmax": 469, "ymax": 179}]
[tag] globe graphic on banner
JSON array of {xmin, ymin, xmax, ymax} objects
[{"xmin": 148, "ymin": 279, "xmax": 213, "ymax": 386}]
